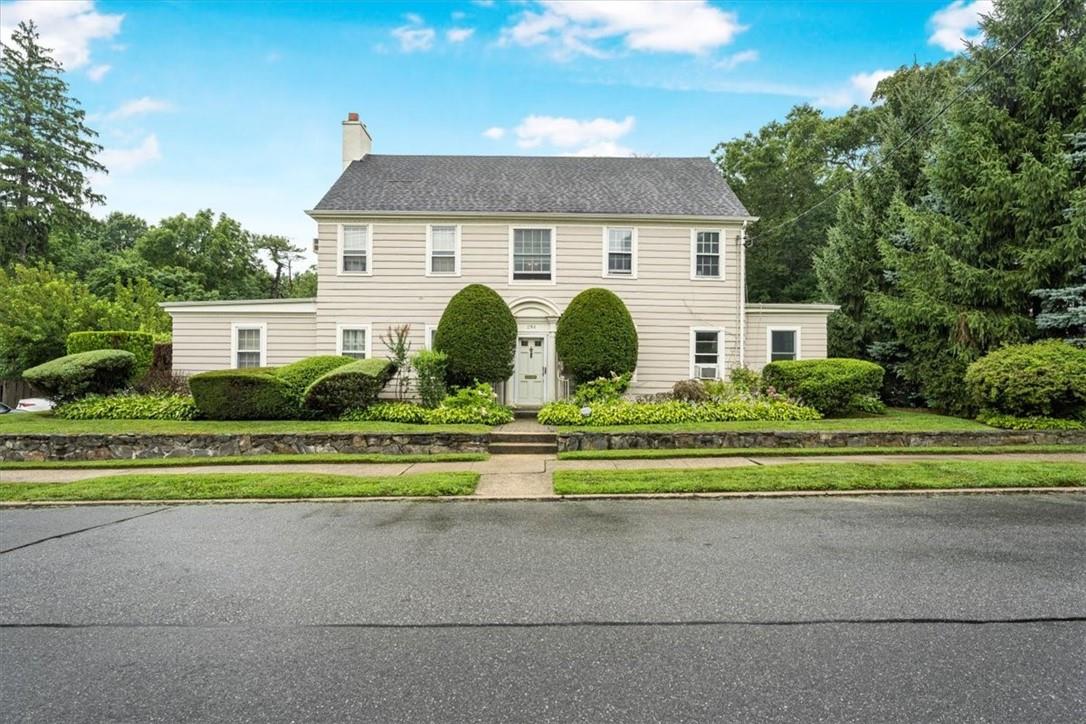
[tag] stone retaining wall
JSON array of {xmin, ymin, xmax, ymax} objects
[
  {"xmin": 557, "ymin": 429, "xmax": 1086, "ymax": 452},
  {"xmin": 1, "ymin": 433, "xmax": 489, "ymax": 462}
]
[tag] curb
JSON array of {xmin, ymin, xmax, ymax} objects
[{"xmin": 1, "ymin": 486, "xmax": 1083, "ymax": 508}]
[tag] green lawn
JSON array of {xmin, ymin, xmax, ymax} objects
[
  {"xmin": 558, "ymin": 445, "xmax": 1086, "ymax": 460},
  {"xmin": 559, "ymin": 408, "xmax": 992, "ymax": 434},
  {"xmin": 0, "ymin": 413, "xmax": 490, "ymax": 435},
  {"xmin": 0, "ymin": 452, "xmax": 488, "ymax": 470},
  {"xmin": 0, "ymin": 471, "xmax": 480, "ymax": 501},
  {"xmin": 553, "ymin": 461, "xmax": 1086, "ymax": 495}
]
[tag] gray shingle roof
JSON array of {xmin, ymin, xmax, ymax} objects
[{"xmin": 312, "ymin": 155, "xmax": 749, "ymax": 217}]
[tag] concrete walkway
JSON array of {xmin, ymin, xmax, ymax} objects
[{"xmin": 2, "ymin": 452, "xmax": 1084, "ymax": 498}]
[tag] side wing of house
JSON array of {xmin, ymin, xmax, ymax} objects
[{"xmin": 743, "ymin": 303, "xmax": 838, "ymax": 372}]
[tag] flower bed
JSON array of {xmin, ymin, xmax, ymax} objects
[{"xmin": 538, "ymin": 398, "xmax": 820, "ymax": 426}]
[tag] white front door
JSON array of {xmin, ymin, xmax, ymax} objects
[{"xmin": 516, "ymin": 336, "xmax": 546, "ymax": 406}]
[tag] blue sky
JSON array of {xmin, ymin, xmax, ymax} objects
[{"xmin": 0, "ymin": 1, "xmax": 989, "ymax": 262}]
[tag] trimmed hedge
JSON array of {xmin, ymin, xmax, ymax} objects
[
  {"xmin": 556, "ymin": 288, "xmax": 638, "ymax": 384},
  {"xmin": 537, "ymin": 399, "xmax": 821, "ymax": 426},
  {"xmin": 342, "ymin": 383, "xmax": 514, "ymax": 425},
  {"xmin": 762, "ymin": 359, "xmax": 885, "ymax": 416},
  {"xmin": 189, "ymin": 368, "xmax": 295, "ymax": 420},
  {"xmin": 978, "ymin": 413, "xmax": 1085, "ymax": 431},
  {"xmin": 277, "ymin": 355, "xmax": 355, "ymax": 405},
  {"xmin": 22, "ymin": 350, "xmax": 137, "ymax": 403},
  {"xmin": 302, "ymin": 358, "xmax": 395, "ymax": 415},
  {"xmin": 434, "ymin": 284, "xmax": 517, "ymax": 386},
  {"xmin": 56, "ymin": 394, "xmax": 199, "ymax": 421},
  {"xmin": 965, "ymin": 341, "xmax": 1086, "ymax": 419},
  {"xmin": 67, "ymin": 331, "xmax": 155, "ymax": 378}
]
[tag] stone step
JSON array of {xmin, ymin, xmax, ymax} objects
[
  {"xmin": 513, "ymin": 408, "xmax": 541, "ymax": 419},
  {"xmin": 488, "ymin": 441, "xmax": 559, "ymax": 455},
  {"xmin": 489, "ymin": 432, "xmax": 557, "ymax": 444}
]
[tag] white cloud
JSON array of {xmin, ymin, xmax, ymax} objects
[
  {"xmin": 715, "ymin": 49, "xmax": 758, "ymax": 71},
  {"xmin": 816, "ymin": 69, "xmax": 893, "ymax": 109},
  {"xmin": 107, "ymin": 97, "xmax": 172, "ymax": 120},
  {"xmin": 0, "ymin": 0, "xmax": 123, "ymax": 69},
  {"xmin": 86, "ymin": 63, "xmax": 111, "ymax": 81},
  {"xmin": 502, "ymin": 1, "xmax": 746, "ymax": 59},
  {"xmin": 98, "ymin": 134, "xmax": 160, "ymax": 174},
  {"xmin": 482, "ymin": 126, "xmax": 506, "ymax": 140},
  {"xmin": 446, "ymin": 27, "xmax": 475, "ymax": 43},
  {"xmin": 514, "ymin": 114, "xmax": 636, "ymax": 156},
  {"xmin": 928, "ymin": 0, "xmax": 993, "ymax": 52},
  {"xmin": 392, "ymin": 15, "xmax": 436, "ymax": 52},
  {"xmin": 404, "ymin": 12, "xmax": 424, "ymax": 25}
]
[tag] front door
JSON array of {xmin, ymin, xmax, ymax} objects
[{"xmin": 516, "ymin": 337, "xmax": 546, "ymax": 406}]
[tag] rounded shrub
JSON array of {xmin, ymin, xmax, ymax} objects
[
  {"xmin": 434, "ymin": 284, "xmax": 516, "ymax": 387},
  {"xmin": 762, "ymin": 358, "xmax": 885, "ymax": 416},
  {"xmin": 22, "ymin": 350, "xmax": 137, "ymax": 403},
  {"xmin": 302, "ymin": 358, "xmax": 396, "ymax": 416},
  {"xmin": 276, "ymin": 355, "xmax": 355, "ymax": 406},
  {"xmin": 189, "ymin": 368, "xmax": 294, "ymax": 420},
  {"xmin": 556, "ymin": 288, "xmax": 638, "ymax": 384},
  {"xmin": 965, "ymin": 341, "xmax": 1086, "ymax": 419},
  {"xmin": 67, "ymin": 331, "xmax": 155, "ymax": 378}
]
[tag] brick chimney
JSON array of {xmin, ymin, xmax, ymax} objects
[{"xmin": 341, "ymin": 112, "xmax": 372, "ymax": 170}]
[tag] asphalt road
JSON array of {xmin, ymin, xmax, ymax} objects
[{"xmin": 1, "ymin": 496, "xmax": 1084, "ymax": 722}]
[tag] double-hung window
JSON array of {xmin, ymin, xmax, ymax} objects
[
  {"xmin": 692, "ymin": 329, "xmax": 721, "ymax": 380},
  {"xmin": 768, "ymin": 328, "xmax": 799, "ymax": 362},
  {"xmin": 233, "ymin": 324, "xmax": 264, "ymax": 368},
  {"xmin": 428, "ymin": 225, "xmax": 459, "ymax": 275},
  {"xmin": 693, "ymin": 230, "xmax": 722, "ymax": 279},
  {"xmin": 605, "ymin": 228, "xmax": 635, "ymax": 277},
  {"xmin": 340, "ymin": 224, "xmax": 370, "ymax": 274},
  {"xmin": 512, "ymin": 228, "xmax": 553, "ymax": 282},
  {"xmin": 338, "ymin": 325, "xmax": 369, "ymax": 359}
]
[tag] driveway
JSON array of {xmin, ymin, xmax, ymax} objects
[{"xmin": 2, "ymin": 497, "xmax": 1084, "ymax": 722}]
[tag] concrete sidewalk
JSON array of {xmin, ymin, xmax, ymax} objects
[{"xmin": 2, "ymin": 452, "xmax": 1084, "ymax": 498}]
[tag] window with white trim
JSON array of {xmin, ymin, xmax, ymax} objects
[
  {"xmin": 769, "ymin": 328, "xmax": 798, "ymax": 361},
  {"xmin": 694, "ymin": 230, "xmax": 721, "ymax": 278},
  {"xmin": 428, "ymin": 225, "xmax": 459, "ymax": 275},
  {"xmin": 512, "ymin": 228, "xmax": 552, "ymax": 281},
  {"xmin": 692, "ymin": 330, "xmax": 721, "ymax": 380},
  {"xmin": 235, "ymin": 327, "xmax": 263, "ymax": 368},
  {"xmin": 426, "ymin": 325, "xmax": 438, "ymax": 349},
  {"xmin": 340, "ymin": 327, "xmax": 368, "ymax": 359},
  {"xmin": 341, "ymin": 225, "xmax": 369, "ymax": 273},
  {"xmin": 606, "ymin": 228, "xmax": 634, "ymax": 276}
]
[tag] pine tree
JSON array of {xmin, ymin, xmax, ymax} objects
[{"xmin": 0, "ymin": 21, "xmax": 106, "ymax": 266}]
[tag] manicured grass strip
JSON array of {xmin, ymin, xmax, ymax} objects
[
  {"xmin": 0, "ymin": 472, "xmax": 480, "ymax": 502},
  {"xmin": 0, "ymin": 452, "xmax": 488, "ymax": 470},
  {"xmin": 558, "ymin": 445, "xmax": 1086, "ymax": 460},
  {"xmin": 560, "ymin": 408, "xmax": 993, "ymax": 434},
  {"xmin": 552, "ymin": 461, "xmax": 1086, "ymax": 495},
  {"xmin": 0, "ymin": 413, "xmax": 489, "ymax": 435}
]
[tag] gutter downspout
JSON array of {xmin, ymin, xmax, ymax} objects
[{"xmin": 738, "ymin": 220, "xmax": 748, "ymax": 370}]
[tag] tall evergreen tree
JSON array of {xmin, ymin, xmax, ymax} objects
[{"xmin": 0, "ymin": 21, "xmax": 105, "ymax": 266}]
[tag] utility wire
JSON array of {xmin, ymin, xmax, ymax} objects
[{"xmin": 747, "ymin": 0, "xmax": 1070, "ymax": 243}]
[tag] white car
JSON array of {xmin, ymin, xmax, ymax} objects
[{"xmin": 13, "ymin": 398, "xmax": 54, "ymax": 413}]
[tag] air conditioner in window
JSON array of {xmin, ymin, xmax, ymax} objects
[{"xmin": 695, "ymin": 365, "xmax": 718, "ymax": 380}]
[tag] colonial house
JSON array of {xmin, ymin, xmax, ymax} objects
[{"xmin": 163, "ymin": 113, "xmax": 836, "ymax": 407}]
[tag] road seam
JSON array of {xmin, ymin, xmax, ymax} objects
[{"xmin": 0, "ymin": 507, "xmax": 170, "ymax": 554}]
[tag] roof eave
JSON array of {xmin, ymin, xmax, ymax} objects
[{"xmin": 305, "ymin": 209, "xmax": 757, "ymax": 223}]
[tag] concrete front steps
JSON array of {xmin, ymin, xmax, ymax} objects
[{"xmin": 488, "ymin": 431, "xmax": 558, "ymax": 455}]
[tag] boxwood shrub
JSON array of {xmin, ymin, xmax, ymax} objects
[
  {"xmin": 22, "ymin": 350, "xmax": 138, "ymax": 403},
  {"xmin": 67, "ymin": 331, "xmax": 155, "ymax": 378},
  {"xmin": 189, "ymin": 367, "xmax": 295, "ymax": 420},
  {"xmin": 302, "ymin": 358, "xmax": 395, "ymax": 415},
  {"xmin": 965, "ymin": 341, "xmax": 1086, "ymax": 419},
  {"xmin": 537, "ymin": 398, "xmax": 820, "ymax": 426},
  {"xmin": 556, "ymin": 288, "xmax": 638, "ymax": 384},
  {"xmin": 762, "ymin": 359, "xmax": 885, "ymax": 416},
  {"xmin": 276, "ymin": 355, "xmax": 355, "ymax": 406},
  {"xmin": 56, "ymin": 394, "xmax": 199, "ymax": 421},
  {"xmin": 434, "ymin": 284, "xmax": 517, "ymax": 387}
]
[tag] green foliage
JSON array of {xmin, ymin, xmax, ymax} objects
[
  {"xmin": 97, "ymin": 278, "xmax": 173, "ymax": 337},
  {"xmin": 189, "ymin": 368, "xmax": 294, "ymax": 420},
  {"xmin": 1033, "ymin": 263, "xmax": 1086, "ymax": 346},
  {"xmin": 412, "ymin": 349, "xmax": 448, "ymax": 408},
  {"xmin": 848, "ymin": 394, "xmax": 887, "ymax": 416},
  {"xmin": 55, "ymin": 394, "xmax": 198, "ymax": 421},
  {"xmin": 275, "ymin": 355, "xmax": 355, "ymax": 406},
  {"xmin": 0, "ymin": 21, "xmax": 105, "ymax": 265},
  {"xmin": 22, "ymin": 349, "xmax": 136, "ymax": 402},
  {"xmin": 672, "ymin": 379, "xmax": 709, "ymax": 403},
  {"xmin": 344, "ymin": 402, "xmax": 430, "ymax": 425},
  {"xmin": 977, "ymin": 413, "xmax": 1084, "ymax": 431},
  {"xmin": 555, "ymin": 288, "xmax": 638, "ymax": 384},
  {"xmin": 302, "ymin": 358, "xmax": 395, "ymax": 415},
  {"xmin": 434, "ymin": 284, "xmax": 517, "ymax": 386},
  {"xmin": 729, "ymin": 367, "xmax": 762, "ymax": 394},
  {"xmin": 537, "ymin": 399, "xmax": 821, "ymax": 427},
  {"xmin": 380, "ymin": 324, "xmax": 413, "ymax": 400},
  {"xmin": 572, "ymin": 372, "xmax": 631, "ymax": 405},
  {"xmin": 965, "ymin": 341, "xmax": 1086, "ymax": 419},
  {"xmin": 344, "ymin": 383, "xmax": 514, "ymax": 425},
  {"xmin": 762, "ymin": 359, "xmax": 885, "ymax": 416},
  {"xmin": 67, "ymin": 330, "xmax": 155, "ymax": 378}
]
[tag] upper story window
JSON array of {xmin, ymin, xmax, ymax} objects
[
  {"xmin": 691, "ymin": 329, "xmax": 722, "ymax": 380},
  {"xmin": 512, "ymin": 227, "xmax": 554, "ymax": 282},
  {"xmin": 340, "ymin": 224, "xmax": 371, "ymax": 274},
  {"xmin": 605, "ymin": 227, "xmax": 635, "ymax": 277},
  {"xmin": 233, "ymin": 324, "xmax": 265, "ymax": 368},
  {"xmin": 769, "ymin": 328, "xmax": 799, "ymax": 362},
  {"xmin": 337, "ymin": 324, "xmax": 369, "ymax": 359},
  {"xmin": 692, "ymin": 230, "xmax": 722, "ymax": 279},
  {"xmin": 428, "ymin": 225, "xmax": 460, "ymax": 276}
]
